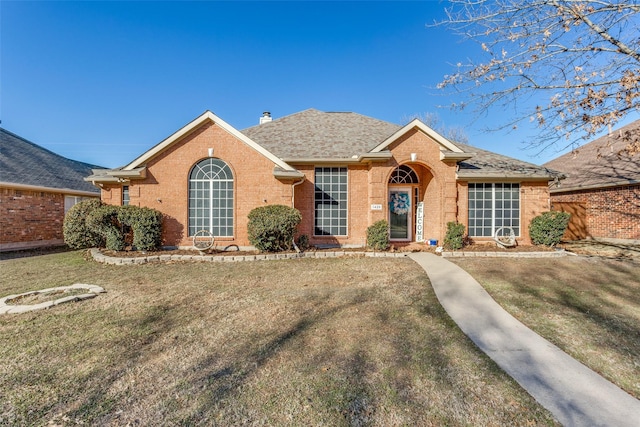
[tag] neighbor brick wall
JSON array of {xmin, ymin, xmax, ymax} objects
[
  {"xmin": 551, "ymin": 184, "xmax": 640, "ymax": 240},
  {"xmin": 0, "ymin": 188, "xmax": 65, "ymax": 250}
]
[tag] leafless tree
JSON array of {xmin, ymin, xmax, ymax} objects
[
  {"xmin": 404, "ymin": 112, "xmax": 470, "ymax": 144},
  {"xmin": 435, "ymin": 0, "xmax": 640, "ymax": 153}
]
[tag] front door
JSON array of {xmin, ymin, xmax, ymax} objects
[{"xmin": 389, "ymin": 188, "xmax": 412, "ymax": 241}]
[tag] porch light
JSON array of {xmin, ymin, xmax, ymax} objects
[{"xmin": 410, "ymin": 153, "xmax": 417, "ymax": 162}]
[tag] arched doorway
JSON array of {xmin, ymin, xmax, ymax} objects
[{"xmin": 388, "ymin": 165, "xmax": 419, "ymax": 241}]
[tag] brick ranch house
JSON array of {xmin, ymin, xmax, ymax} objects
[
  {"xmin": 0, "ymin": 128, "xmax": 102, "ymax": 252},
  {"xmin": 86, "ymin": 109, "xmax": 561, "ymax": 249},
  {"xmin": 544, "ymin": 120, "xmax": 640, "ymax": 241}
]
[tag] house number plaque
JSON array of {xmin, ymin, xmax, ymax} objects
[{"xmin": 370, "ymin": 204, "xmax": 383, "ymax": 211}]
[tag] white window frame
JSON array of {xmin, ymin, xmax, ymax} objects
[
  {"xmin": 188, "ymin": 158, "xmax": 234, "ymax": 238},
  {"xmin": 468, "ymin": 183, "xmax": 520, "ymax": 237},
  {"xmin": 314, "ymin": 167, "xmax": 348, "ymax": 236},
  {"xmin": 122, "ymin": 185, "xmax": 130, "ymax": 206}
]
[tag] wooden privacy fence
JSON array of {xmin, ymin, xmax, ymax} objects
[{"xmin": 551, "ymin": 202, "xmax": 588, "ymax": 241}]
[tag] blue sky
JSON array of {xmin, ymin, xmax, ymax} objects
[{"xmin": 3, "ymin": 1, "xmax": 633, "ymax": 168}]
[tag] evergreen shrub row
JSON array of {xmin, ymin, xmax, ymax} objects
[{"xmin": 63, "ymin": 200, "xmax": 163, "ymax": 251}]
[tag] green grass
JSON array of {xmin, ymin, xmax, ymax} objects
[
  {"xmin": 0, "ymin": 250, "xmax": 557, "ymax": 426},
  {"xmin": 451, "ymin": 256, "xmax": 640, "ymax": 399}
]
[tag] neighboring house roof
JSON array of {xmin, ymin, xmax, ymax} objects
[
  {"xmin": 543, "ymin": 120, "xmax": 640, "ymax": 192},
  {"xmin": 0, "ymin": 128, "xmax": 102, "ymax": 195}
]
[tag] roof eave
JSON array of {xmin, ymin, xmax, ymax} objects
[
  {"xmin": 441, "ymin": 151, "xmax": 474, "ymax": 161},
  {"xmin": 123, "ymin": 111, "xmax": 298, "ymax": 173},
  {"xmin": 551, "ymin": 179, "xmax": 640, "ymax": 193},
  {"xmin": 457, "ymin": 173, "xmax": 555, "ymax": 182},
  {"xmin": 283, "ymin": 152, "xmax": 393, "ymax": 165},
  {"xmin": 0, "ymin": 181, "xmax": 100, "ymax": 196},
  {"xmin": 107, "ymin": 167, "xmax": 147, "ymax": 179},
  {"xmin": 370, "ymin": 119, "xmax": 464, "ymax": 153},
  {"xmin": 273, "ymin": 169, "xmax": 305, "ymax": 179}
]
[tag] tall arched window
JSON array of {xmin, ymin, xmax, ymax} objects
[{"xmin": 188, "ymin": 158, "xmax": 234, "ymax": 237}]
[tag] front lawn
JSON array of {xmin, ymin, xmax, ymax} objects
[
  {"xmin": 451, "ymin": 256, "xmax": 640, "ymax": 400},
  {"xmin": 0, "ymin": 251, "xmax": 557, "ymax": 426}
]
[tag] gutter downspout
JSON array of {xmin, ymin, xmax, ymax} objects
[{"xmin": 291, "ymin": 177, "xmax": 305, "ymax": 208}]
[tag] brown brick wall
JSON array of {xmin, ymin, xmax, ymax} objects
[
  {"xmin": 99, "ymin": 122, "xmax": 554, "ymax": 248},
  {"xmin": 457, "ymin": 181, "xmax": 550, "ymax": 246},
  {"xmin": 551, "ymin": 184, "xmax": 640, "ymax": 240},
  {"xmin": 0, "ymin": 188, "xmax": 65, "ymax": 249},
  {"xmin": 104, "ymin": 122, "xmax": 293, "ymax": 247}
]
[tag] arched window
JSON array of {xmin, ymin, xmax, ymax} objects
[
  {"xmin": 389, "ymin": 165, "xmax": 419, "ymax": 184},
  {"xmin": 188, "ymin": 158, "xmax": 234, "ymax": 237}
]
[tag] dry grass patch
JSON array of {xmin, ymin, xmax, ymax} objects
[
  {"xmin": 1, "ymin": 251, "xmax": 557, "ymax": 426},
  {"xmin": 451, "ymin": 256, "xmax": 640, "ymax": 399}
]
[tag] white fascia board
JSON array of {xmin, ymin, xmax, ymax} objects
[
  {"xmin": 0, "ymin": 181, "xmax": 100, "ymax": 197},
  {"xmin": 440, "ymin": 151, "xmax": 474, "ymax": 161},
  {"xmin": 123, "ymin": 111, "xmax": 296, "ymax": 172},
  {"xmin": 370, "ymin": 119, "xmax": 464, "ymax": 153},
  {"xmin": 457, "ymin": 173, "xmax": 553, "ymax": 182},
  {"xmin": 108, "ymin": 167, "xmax": 147, "ymax": 179},
  {"xmin": 283, "ymin": 152, "xmax": 393, "ymax": 165}
]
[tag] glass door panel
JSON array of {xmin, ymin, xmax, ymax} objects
[{"xmin": 389, "ymin": 188, "xmax": 411, "ymax": 241}]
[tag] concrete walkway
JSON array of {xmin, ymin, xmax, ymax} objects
[{"xmin": 409, "ymin": 252, "xmax": 640, "ymax": 427}]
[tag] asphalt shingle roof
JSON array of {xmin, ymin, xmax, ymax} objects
[
  {"xmin": 0, "ymin": 128, "xmax": 102, "ymax": 194},
  {"xmin": 242, "ymin": 109, "xmax": 557, "ymax": 180},
  {"xmin": 456, "ymin": 142, "xmax": 562, "ymax": 180},
  {"xmin": 241, "ymin": 109, "xmax": 402, "ymax": 159},
  {"xmin": 543, "ymin": 121, "xmax": 640, "ymax": 191}
]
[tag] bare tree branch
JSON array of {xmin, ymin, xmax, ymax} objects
[{"xmin": 434, "ymin": 0, "xmax": 640, "ymax": 152}]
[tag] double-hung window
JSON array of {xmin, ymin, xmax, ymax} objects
[
  {"xmin": 314, "ymin": 167, "xmax": 347, "ymax": 236},
  {"xmin": 468, "ymin": 183, "xmax": 520, "ymax": 237}
]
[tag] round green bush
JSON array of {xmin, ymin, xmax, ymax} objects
[
  {"xmin": 247, "ymin": 205, "xmax": 302, "ymax": 252},
  {"xmin": 366, "ymin": 220, "xmax": 390, "ymax": 250},
  {"xmin": 529, "ymin": 211, "xmax": 571, "ymax": 246},
  {"xmin": 63, "ymin": 199, "xmax": 105, "ymax": 249}
]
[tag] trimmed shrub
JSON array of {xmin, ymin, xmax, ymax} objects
[
  {"xmin": 118, "ymin": 206, "xmax": 163, "ymax": 251},
  {"xmin": 444, "ymin": 221, "xmax": 466, "ymax": 250},
  {"xmin": 63, "ymin": 199, "xmax": 105, "ymax": 249},
  {"xmin": 87, "ymin": 205, "xmax": 125, "ymax": 251},
  {"xmin": 366, "ymin": 220, "xmax": 390, "ymax": 250},
  {"xmin": 529, "ymin": 211, "xmax": 571, "ymax": 246},
  {"xmin": 247, "ymin": 205, "xmax": 302, "ymax": 252}
]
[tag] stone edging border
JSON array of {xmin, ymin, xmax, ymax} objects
[
  {"xmin": 90, "ymin": 248, "xmax": 566, "ymax": 265},
  {"xmin": 442, "ymin": 250, "xmax": 567, "ymax": 258},
  {"xmin": 0, "ymin": 284, "xmax": 106, "ymax": 315},
  {"xmin": 90, "ymin": 248, "xmax": 409, "ymax": 265}
]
